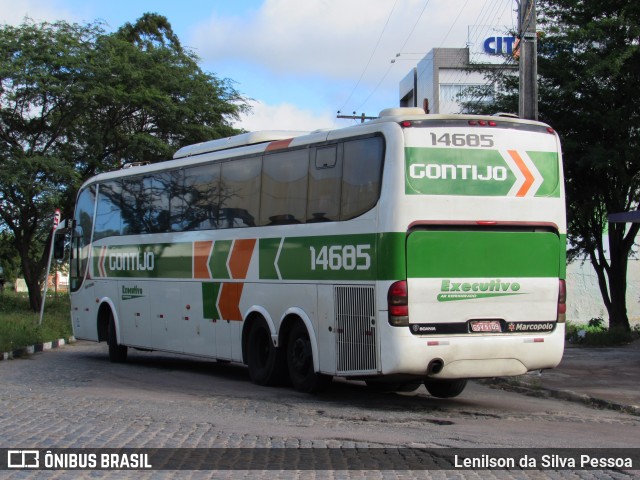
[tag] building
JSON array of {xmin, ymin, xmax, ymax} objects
[{"xmin": 399, "ymin": 27, "xmax": 518, "ymax": 114}]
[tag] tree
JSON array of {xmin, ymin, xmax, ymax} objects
[
  {"xmin": 0, "ymin": 15, "xmax": 248, "ymax": 311},
  {"xmin": 464, "ymin": 0, "xmax": 640, "ymax": 332},
  {"xmin": 0, "ymin": 230, "xmax": 20, "ymax": 284}
]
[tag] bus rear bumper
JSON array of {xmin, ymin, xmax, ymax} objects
[{"xmin": 378, "ymin": 322, "xmax": 565, "ymax": 380}]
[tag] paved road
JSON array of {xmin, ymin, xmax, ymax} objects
[{"xmin": 1, "ymin": 341, "xmax": 638, "ymax": 479}]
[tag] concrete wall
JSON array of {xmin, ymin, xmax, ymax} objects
[{"xmin": 566, "ymin": 258, "xmax": 640, "ymax": 327}]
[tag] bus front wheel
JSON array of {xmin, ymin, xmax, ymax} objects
[
  {"xmin": 107, "ymin": 312, "xmax": 128, "ymax": 363},
  {"xmin": 424, "ymin": 379, "xmax": 467, "ymax": 398},
  {"xmin": 287, "ymin": 322, "xmax": 331, "ymax": 393},
  {"xmin": 246, "ymin": 320, "xmax": 287, "ymax": 386}
]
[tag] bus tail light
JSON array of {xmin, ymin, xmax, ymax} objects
[
  {"xmin": 388, "ymin": 280, "xmax": 409, "ymax": 326},
  {"xmin": 557, "ymin": 279, "xmax": 566, "ymax": 323},
  {"xmin": 468, "ymin": 120, "xmax": 497, "ymax": 127}
]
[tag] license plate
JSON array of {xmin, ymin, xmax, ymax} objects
[{"xmin": 469, "ymin": 320, "xmax": 502, "ymax": 333}]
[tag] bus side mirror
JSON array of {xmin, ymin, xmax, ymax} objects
[
  {"xmin": 53, "ymin": 218, "xmax": 73, "ymax": 260},
  {"xmin": 53, "ymin": 234, "xmax": 66, "ymax": 259}
]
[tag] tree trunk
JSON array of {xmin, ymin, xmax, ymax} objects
[
  {"xmin": 13, "ymin": 229, "xmax": 50, "ymax": 313},
  {"xmin": 22, "ymin": 259, "xmax": 43, "ymax": 313},
  {"xmin": 606, "ymin": 259, "xmax": 630, "ymax": 332},
  {"xmin": 605, "ymin": 222, "xmax": 636, "ymax": 333}
]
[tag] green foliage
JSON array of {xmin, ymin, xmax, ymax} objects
[
  {"xmin": 0, "ymin": 291, "xmax": 72, "ymax": 352},
  {"xmin": 465, "ymin": 0, "xmax": 640, "ymax": 332},
  {"xmin": 0, "ymin": 231, "xmax": 20, "ymax": 282},
  {"xmin": 565, "ymin": 319, "xmax": 637, "ymax": 346},
  {"xmin": 588, "ymin": 317, "xmax": 605, "ymax": 329},
  {"xmin": 0, "ymin": 14, "xmax": 249, "ymax": 311}
]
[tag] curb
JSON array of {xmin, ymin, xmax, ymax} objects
[
  {"xmin": 0, "ymin": 336, "xmax": 76, "ymax": 361},
  {"xmin": 479, "ymin": 377, "xmax": 640, "ymax": 417}
]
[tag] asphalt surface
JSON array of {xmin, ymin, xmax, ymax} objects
[{"xmin": 487, "ymin": 338, "xmax": 640, "ymax": 415}]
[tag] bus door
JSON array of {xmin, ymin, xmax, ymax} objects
[
  {"xmin": 117, "ymin": 280, "xmax": 151, "ymax": 348},
  {"xmin": 150, "ymin": 282, "xmax": 183, "ymax": 353}
]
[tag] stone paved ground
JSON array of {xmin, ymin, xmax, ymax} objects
[{"xmin": 1, "ymin": 341, "xmax": 638, "ymax": 479}]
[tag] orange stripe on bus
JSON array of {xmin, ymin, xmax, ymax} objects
[
  {"xmin": 218, "ymin": 283, "xmax": 243, "ymax": 321},
  {"xmin": 508, "ymin": 150, "xmax": 534, "ymax": 197},
  {"xmin": 228, "ymin": 239, "xmax": 256, "ymax": 279},
  {"xmin": 265, "ymin": 138, "xmax": 294, "ymax": 151},
  {"xmin": 193, "ymin": 241, "xmax": 213, "ymax": 279}
]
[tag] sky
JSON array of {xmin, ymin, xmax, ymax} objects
[{"xmin": 1, "ymin": 0, "xmax": 516, "ymax": 132}]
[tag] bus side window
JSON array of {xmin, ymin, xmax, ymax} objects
[
  {"xmin": 70, "ymin": 185, "xmax": 96, "ymax": 292},
  {"xmin": 94, "ymin": 181, "xmax": 122, "ymax": 240},
  {"xmin": 221, "ymin": 157, "xmax": 261, "ymax": 228},
  {"xmin": 183, "ymin": 163, "xmax": 221, "ymax": 231},
  {"xmin": 260, "ymin": 149, "xmax": 308, "ymax": 226},
  {"xmin": 121, "ymin": 177, "xmax": 146, "ymax": 235},
  {"xmin": 340, "ymin": 137, "xmax": 384, "ymax": 220},
  {"xmin": 143, "ymin": 171, "xmax": 184, "ymax": 233},
  {"xmin": 307, "ymin": 145, "xmax": 341, "ymax": 223}
]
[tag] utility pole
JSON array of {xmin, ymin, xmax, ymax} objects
[
  {"xmin": 336, "ymin": 112, "xmax": 377, "ymax": 123},
  {"xmin": 518, "ymin": 0, "xmax": 538, "ymax": 120}
]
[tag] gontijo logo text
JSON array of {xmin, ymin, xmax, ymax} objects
[
  {"xmin": 94, "ymin": 243, "xmax": 191, "ymax": 279},
  {"xmin": 404, "ymin": 145, "xmax": 559, "ymax": 197},
  {"xmin": 108, "ymin": 250, "xmax": 154, "ymax": 272},
  {"xmin": 410, "ymin": 164, "xmax": 508, "ymax": 182},
  {"xmin": 97, "ymin": 245, "xmax": 156, "ymax": 277}
]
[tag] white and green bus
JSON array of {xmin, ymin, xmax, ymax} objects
[{"xmin": 63, "ymin": 107, "xmax": 566, "ymax": 397}]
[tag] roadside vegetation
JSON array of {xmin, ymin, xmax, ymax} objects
[
  {"xmin": 565, "ymin": 318, "xmax": 640, "ymax": 346},
  {"xmin": 0, "ymin": 290, "xmax": 71, "ymax": 352}
]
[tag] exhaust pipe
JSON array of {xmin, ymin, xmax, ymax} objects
[{"xmin": 427, "ymin": 358, "xmax": 444, "ymax": 375}]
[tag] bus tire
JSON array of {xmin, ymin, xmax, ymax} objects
[
  {"xmin": 287, "ymin": 322, "xmax": 331, "ymax": 393},
  {"xmin": 395, "ymin": 382, "xmax": 422, "ymax": 392},
  {"xmin": 246, "ymin": 319, "xmax": 287, "ymax": 386},
  {"xmin": 107, "ymin": 312, "xmax": 128, "ymax": 363},
  {"xmin": 424, "ymin": 379, "xmax": 467, "ymax": 398}
]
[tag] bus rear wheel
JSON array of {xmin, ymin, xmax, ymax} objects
[
  {"xmin": 107, "ymin": 312, "xmax": 128, "ymax": 363},
  {"xmin": 287, "ymin": 322, "xmax": 331, "ymax": 393},
  {"xmin": 424, "ymin": 379, "xmax": 467, "ymax": 398},
  {"xmin": 246, "ymin": 319, "xmax": 287, "ymax": 386}
]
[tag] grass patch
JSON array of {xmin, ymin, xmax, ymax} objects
[
  {"xmin": 566, "ymin": 317, "xmax": 640, "ymax": 346},
  {"xmin": 0, "ymin": 290, "xmax": 72, "ymax": 352}
]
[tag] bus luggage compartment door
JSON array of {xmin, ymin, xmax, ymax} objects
[{"xmin": 405, "ymin": 228, "xmax": 562, "ymax": 335}]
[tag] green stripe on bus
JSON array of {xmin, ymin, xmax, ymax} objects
[
  {"xmin": 407, "ymin": 230, "xmax": 561, "ymax": 278},
  {"xmin": 377, "ymin": 232, "xmax": 406, "ymax": 280},
  {"xmin": 210, "ymin": 240, "xmax": 232, "ymax": 279},
  {"xmin": 259, "ymin": 234, "xmax": 380, "ymax": 281},
  {"xmin": 258, "ymin": 238, "xmax": 282, "ymax": 280},
  {"xmin": 559, "ymin": 234, "xmax": 567, "ymax": 278},
  {"xmin": 91, "ymin": 230, "xmax": 564, "ymax": 282},
  {"xmin": 202, "ymin": 282, "xmax": 221, "ymax": 320},
  {"xmin": 258, "ymin": 233, "xmax": 407, "ymax": 281},
  {"xmin": 528, "ymin": 151, "xmax": 561, "ymax": 197}
]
